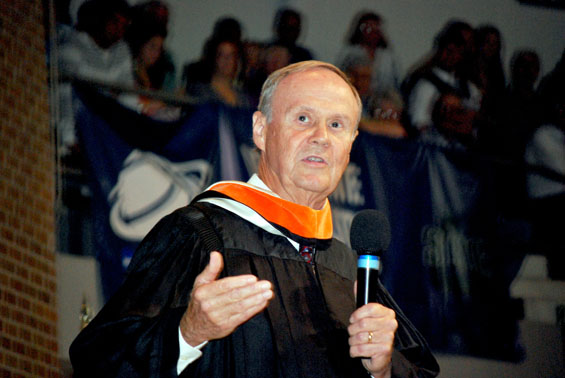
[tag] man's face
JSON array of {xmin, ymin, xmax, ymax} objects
[{"xmin": 253, "ymin": 68, "xmax": 359, "ymax": 209}]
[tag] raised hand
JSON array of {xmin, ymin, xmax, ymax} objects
[{"xmin": 180, "ymin": 251, "xmax": 274, "ymax": 346}]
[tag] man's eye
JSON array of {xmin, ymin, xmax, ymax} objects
[
  {"xmin": 330, "ymin": 121, "xmax": 342, "ymax": 128},
  {"xmin": 298, "ymin": 115, "xmax": 309, "ymax": 123}
]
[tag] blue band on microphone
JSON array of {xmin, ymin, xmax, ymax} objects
[{"xmin": 358, "ymin": 255, "xmax": 380, "ymax": 270}]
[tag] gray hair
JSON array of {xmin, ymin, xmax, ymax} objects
[{"xmin": 257, "ymin": 60, "xmax": 362, "ymax": 124}]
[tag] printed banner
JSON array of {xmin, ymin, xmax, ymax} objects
[
  {"xmin": 74, "ymin": 90, "xmax": 523, "ymax": 361},
  {"xmin": 340, "ymin": 134, "xmax": 524, "ymax": 361},
  {"xmin": 74, "ymin": 90, "xmax": 257, "ymax": 299}
]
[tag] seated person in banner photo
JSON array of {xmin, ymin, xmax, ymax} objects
[
  {"xmin": 341, "ymin": 51, "xmax": 407, "ymax": 138},
  {"xmin": 268, "ymin": 7, "xmax": 314, "ymax": 64},
  {"xmin": 182, "ymin": 17, "xmax": 252, "ymax": 109},
  {"xmin": 57, "ymin": 0, "xmax": 134, "ymax": 154},
  {"xmin": 337, "ymin": 11, "xmax": 402, "ymax": 97},
  {"xmin": 69, "ymin": 61, "xmax": 439, "ymax": 378},
  {"xmin": 403, "ymin": 21, "xmax": 481, "ymax": 147},
  {"xmin": 124, "ymin": 1, "xmax": 181, "ymax": 121}
]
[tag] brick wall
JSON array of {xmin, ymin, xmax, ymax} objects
[{"xmin": 0, "ymin": 1, "xmax": 59, "ymax": 377}]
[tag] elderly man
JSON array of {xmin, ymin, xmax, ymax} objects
[{"xmin": 70, "ymin": 61, "xmax": 438, "ymax": 377}]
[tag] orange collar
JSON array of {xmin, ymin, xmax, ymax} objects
[{"xmin": 207, "ymin": 181, "xmax": 333, "ymax": 240}]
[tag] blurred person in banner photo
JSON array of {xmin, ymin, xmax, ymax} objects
[
  {"xmin": 183, "ymin": 34, "xmax": 252, "ymax": 109},
  {"xmin": 182, "ymin": 17, "xmax": 244, "ymax": 96},
  {"xmin": 69, "ymin": 61, "xmax": 439, "ymax": 378},
  {"xmin": 241, "ymin": 40, "xmax": 265, "ymax": 106},
  {"xmin": 525, "ymin": 50, "xmax": 565, "ymax": 280},
  {"xmin": 337, "ymin": 11, "xmax": 402, "ymax": 97},
  {"xmin": 57, "ymin": 0, "xmax": 134, "ymax": 155},
  {"xmin": 471, "ymin": 25, "xmax": 507, "ymax": 153},
  {"xmin": 127, "ymin": 1, "xmax": 176, "ymax": 92},
  {"xmin": 125, "ymin": 1, "xmax": 181, "ymax": 121},
  {"xmin": 488, "ymin": 50, "xmax": 543, "ymax": 218},
  {"xmin": 267, "ymin": 7, "xmax": 314, "ymax": 64},
  {"xmin": 495, "ymin": 50, "xmax": 542, "ymax": 163},
  {"xmin": 402, "ymin": 20, "xmax": 481, "ymax": 148},
  {"xmin": 242, "ymin": 40, "xmax": 264, "ymax": 85},
  {"xmin": 244, "ymin": 43, "xmax": 292, "ymax": 107},
  {"xmin": 472, "ymin": 26, "xmax": 506, "ymax": 100},
  {"xmin": 341, "ymin": 49, "xmax": 406, "ymax": 138}
]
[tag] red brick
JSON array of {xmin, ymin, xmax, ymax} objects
[
  {"xmin": 1, "ymin": 1, "xmax": 57, "ymax": 375},
  {"xmin": 33, "ymin": 364, "xmax": 45, "ymax": 376},
  {"xmin": 1, "ymin": 337, "xmax": 10, "ymax": 351},
  {"xmin": 5, "ymin": 323, "xmax": 16, "ymax": 337},
  {"xmin": 0, "ymin": 229, "xmax": 14, "ymax": 243},
  {"xmin": 13, "ymin": 342, "xmax": 24, "ymax": 355},
  {"xmin": 0, "ymin": 304, "xmax": 8, "ymax": 318},
  {"xmin": 3, "ymin": 291, "xmax": 16, "ymax": 305},
  {"xmin": 0, "ymin": 259, "xmax": 15, "ymax": 274},
  {"xmin": 19, "ymin": 358, "xmax": 31, "ymax": 373},
  {"xmin": 18, "ymin": 329, "xmax": 30, "ymax": 343},
  {"xmin": 4, "ymin": 353, "xmax": 17, "ymax": 369},
  {"xmin": 16, "ymin": 297, "xmax": 30, "ymax": 312}
]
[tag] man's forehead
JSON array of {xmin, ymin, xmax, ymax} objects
[
  {"xmin": 273, "ymin": 68, "xmax": 360, "ymax": 116},
  {"xmin": 279, "ymin": 67, "xmax": 343, "ymax": 87},
  {"xmin": 275, "ymin": 68, "xmax": 356, "ymax": 100}
]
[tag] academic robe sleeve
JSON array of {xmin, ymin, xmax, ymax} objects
[
  {"xmin": 375, "ymin": 278, "xmax": 439, "ymax": 377},
  {"xmin": 69, "ymin": 207, "xmax": 210, "ymax": 377}
]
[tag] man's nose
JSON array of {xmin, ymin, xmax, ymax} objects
[{"xmin": 309, "ymin": 122, "xmax": 329, "ymax": 146}]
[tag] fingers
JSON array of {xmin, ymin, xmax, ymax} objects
[
  {"xmin": 180, "ymin": 252, "xmax": 274, "ymax": 346},
  {"xmin": 223, "ymin": 288, "xmax": 273, "ymax": 325},
  {"xmin": 184, "ymin": 278, "xmax": 273, "ymax": 344},
  {"xmin": 193, "ymin": 251, "xmax": 225, "ymax": 287},
  {"xmin": 348, "ymin": 304, "xmax": 396, "ymax": 376},
  {"xmin": 349, "ymin": 327, "xmax": 395, "ymax": 350},
  {"xmin": 194, "ymin": 278, "xmax": 272, "ymax": 312},
  {"xmin": 348, "ymin": 303, "xmax": 397, "ymax": 359},
  {"xmin": 349, "ymin": 302, "xmax": 396, "ymax": 325},
  {"xmin": 348, "ymin": 303, "xmax": 397, "ymax": 344}
]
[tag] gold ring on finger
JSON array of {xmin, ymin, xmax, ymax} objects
[{"xmin": 368, "ymin": 331, "xmax": 373, "ymax": 343}]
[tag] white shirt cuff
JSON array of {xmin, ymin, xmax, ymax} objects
[{"xmin": 177, "ymin": 327, "xmax": 207, "ymax": 374}]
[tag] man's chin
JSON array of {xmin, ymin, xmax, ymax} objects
[{"xmin": 294, "ymin": 177, "xmax": 332, "ymax": 197}]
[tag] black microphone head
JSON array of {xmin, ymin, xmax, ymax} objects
[{"xmin": 350, "ymin": 209, "xmax": 391, "ymax": 255}]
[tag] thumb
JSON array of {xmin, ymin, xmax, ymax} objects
[{"xmin": 194, "ymin": 251, "xmax": 224, "ymax": 287}]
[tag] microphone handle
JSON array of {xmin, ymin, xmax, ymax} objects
[{"xmin": 356, "ymin": 254, "xmax": 380, "ymax": 308}]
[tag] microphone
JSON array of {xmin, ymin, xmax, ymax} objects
[{"xmin": 350, "ymin": 209, "xmax": 391, "ymax": 308}]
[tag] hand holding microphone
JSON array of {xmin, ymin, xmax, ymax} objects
[{"xmin": 348, "ymin": 210, "xmax": 397, "ymax": 378}]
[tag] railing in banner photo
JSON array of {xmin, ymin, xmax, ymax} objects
[{"xmin": 55, "ymin": 76, "xmax": 564, "ymax": 363}]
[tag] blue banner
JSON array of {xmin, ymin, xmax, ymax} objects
[
  {"xmin": 334, "ymin": 134, "xmax": 525, "ymax": 361},
  {"xmin": 74, "ymin": 90, "xmax": 257, "ymax": 300},
  {"xmin": 74, "ymin": 90, "xmax": 523, "ymax": 361}
]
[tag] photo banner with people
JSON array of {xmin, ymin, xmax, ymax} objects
[{"xmin": 73, "ymin": 89, "xmax": 524, "ymax": 361}]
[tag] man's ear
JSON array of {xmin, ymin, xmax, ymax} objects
[
  {"xmin": 346, "ymin": 128, "xmax": 359, "ymax": 153},
  {"xmin": 252, "ymin": 111, "xmax": 267, "ymax": 151}
]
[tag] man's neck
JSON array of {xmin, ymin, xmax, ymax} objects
[{"xmin": 256, "ymin": 167, "xmax": 328, "ymax": 210}]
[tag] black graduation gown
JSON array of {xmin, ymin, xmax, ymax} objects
[{"xmin": 69, "ymin": 201, "xmax": 439, "ymax": 377}]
